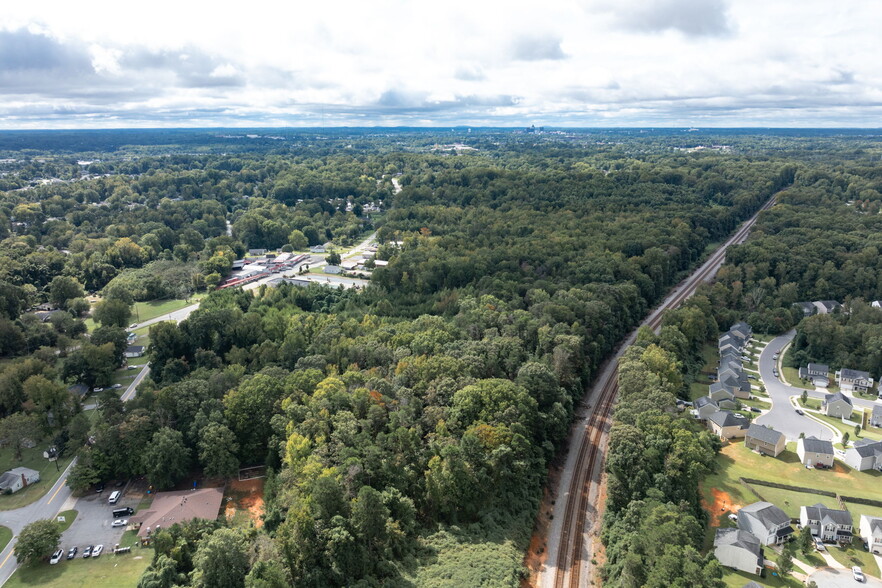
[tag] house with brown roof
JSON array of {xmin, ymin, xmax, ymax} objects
[{"xmin": 130, "ymin": 487, "xmax": 224, "ymax": 537}]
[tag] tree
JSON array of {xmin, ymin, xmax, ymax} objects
[
  {"xmin": 92, "ymin": 298, "xmax": 132, "ymax": 328},
  {"xmin": 142, "ymin": 427, "xmax": 191, "ymax": 490},
  {"xmin": 777, "ymin": 544, "xmax": 794, "ymax": 577},
  {"xmin": 326, "ymin": 251, "xmax": 341, "ymax": 265},
  {"xmin": 191, "ymin": 528, "xmax": 249, "ymax": 588},
  {"xmin": 843, "ymin": 431, "xmax": 850, "ymax": 446},
  {"xmin": 198, "ymin": 423, "xmax": 239, "ymax": 478},
  {"xmin": 0, "ymin": 412, "xmax": 40, "ymax": 460},
  {"xmin": 798, "ymin": 525, "xmax": 814, "ymax": 554},
  {"xmin": 67, "ymin": 450, "xmax": 102, "ymax": 493},
  {"xmin": 855, "ymin": 424, "xmax": 862, "ymax": 437},
  {"xmin": 49, "ymin": 276, "xmax": 84, "ymax": 309},
  {"xmin": 801, "ymin": 390, "xmax": 808, "ymax": 405},
  {"xmin": 287, "ymin": 230, "xmax": 308, "ymax": 251},
  {"xmin": 14, "ymin": 519, "xmax": 61, "ymax": 564}
]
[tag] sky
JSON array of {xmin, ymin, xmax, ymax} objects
[{"xmin": 0, "ymin": 0, "xmax": 880, "ymax": 128}]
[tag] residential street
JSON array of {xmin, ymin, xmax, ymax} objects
[
  {"xmin": 755, "ymin": 330, "xmax": 880, "ymax": 441},
  {"xmin": 0, "ymin": 459, "xmax": 76, "ymax": 585}
]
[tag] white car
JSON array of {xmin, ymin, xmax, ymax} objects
[
  {"xmin": 92, "ymin": 544, "xmax": 104, "ymax": 558},
  {"xmin": 129, "ymin": 323, "xmax": 138, "ymax": 328},
  {"xmin": 111, "ymin": 383, "xmax": 122, "ymax": 389},
  {"xmin": 853, "ymin": 566, "xmax": 864, "ymax": 582},
  {"xmin": 111, "ymin": 519, "xmax": 128, "ymax": 528},
  {"xmin": 93, "ymin": 387, "xmax": 104, "ymax": 393},
  {"xmin": 50, "ymin": 549, "xmax": 64, "ymax": 564},
  {"xmin": 727, "ymin": 513, "xmax": 738, "ymax": 523}
]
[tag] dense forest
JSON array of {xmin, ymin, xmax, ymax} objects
[{"xmin": 1, "ymin": 129, "xmax": 881, "ymax": 587}]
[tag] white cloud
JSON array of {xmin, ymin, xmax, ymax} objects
[{"xmin": 0, "ymin": 0, "xmax": 880, "ymax": 127}]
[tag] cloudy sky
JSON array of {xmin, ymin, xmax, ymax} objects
[{"xmin": 0, "ymin": 0, "xmax": 879, "ymax": 128}]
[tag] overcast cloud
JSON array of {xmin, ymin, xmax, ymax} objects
[{"xmin": 0, "ymin": 0, "xmax": 879, "ymax": 128}]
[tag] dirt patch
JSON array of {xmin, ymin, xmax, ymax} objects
[
  {"xmin": 521, "ymin": 465, "xmax": 560, "ymax": 588},
  {"xmin": 832, "ymin": 461, "xmax": 851, "ymax": 477},
  {"xmin": 224, "ymin": 477, "xmax": 265, "ymax": 528},
  {"xmin": 703, "ymin": 488, "xmax": 743, "ymax": 527}
]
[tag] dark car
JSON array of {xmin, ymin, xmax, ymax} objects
[
  {"xmin": 95, "ymin": 482, "xmax": 105, "ymax": 493},
  {"xmin": 67, "ymin": 546, "xmax": 78, "ymax": 559},
  {"xmin": 82, "ymin": 545, "xmax": 93, "ymax": 558},
  {"xmin": 795, "ymin": 409, "xmax": 804, "ymax": 415}
]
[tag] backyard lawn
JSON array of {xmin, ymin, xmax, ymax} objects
[
  {"xmin": 722, "ymin": 568, "xmax": 801, "ymax": 588},
  {"xmin": 809, "ymin": 412, "xmax": 882, "ymax": 442},
  {"xmin": 827, "ymin": 543, "xmax": 880, "ymax": 578},
  {"xmin": 0, "ymin": 446, "xmax": 75, "ymax": 511},
  {"xmin": 4, "ymin": 552, "xmax": 151, "ymax": 588}
]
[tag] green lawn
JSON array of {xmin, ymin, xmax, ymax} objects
[
  {"xmin": 4, "ymin": 552, "xmax": 151, "ymax": 588},
  {"xmin": 797, "ymin": 397, "xmax": 822, "ymax": 410},
  {"xmin": 780, "ymin": 366, "xmax": 814, "ymax": 391},
  {"xmin": 827, "ymin": 543, "xmax": 880, "ymax": 578},
  {"xmin": 0, "ymin": 525, "xmax": 11, "ymax": 552},
  {"xmin": 57, "ymin": 510, "xmax": 77, "ymax": 533},
  {"xmin": 811, "ymin": 412, "xmax": 882, "ymax": 442},
  {"xmin": 704, "ymin": 441, "xmax": 882, "ymax": 506},
  {"xmin": 747, "ymin": 487, "xmax": 835, "ymax": 518},
  {"xmin": 132, "ymin": 296, "xmax": 203, "ymax": 324},
  {"xmin": 0, "ymin": 446, "xmax": 75, "ymax": 511},
  {"xmin": 722, "ymin": 568, "xmax": 801, "ymax": 588}
]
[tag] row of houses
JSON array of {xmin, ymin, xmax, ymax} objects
[
  {"xmin": 798, "ymin": 362, "xmax": 877, "ymax": 396},
  {"xmin": 715, "ymin": 500, "xmax": 882, "ymax": 576},
  {"xmin": 793, "ymin": 300, "xmax": 842, "ymax": 317}
]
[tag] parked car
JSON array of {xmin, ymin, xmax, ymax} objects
[
  {"xmin": 795, "ymin": 409, "xmax": 804, "ymax": 415},
  {"xmin": 129, "ymin": 323, "xmax": 138, "ymax": 329},
  {"xmin": 82, "ymin": 545, "xmax": 93, "ymax": 558},
  {"xmin": 95, "ymin": 482, "xmax": 105, "ymax": 493},
  {"xmin": 773, "ymin": 354, "xmax": 779, "ymax": 360},
  {"xmin": 67, "ymin": 546, "xmax": 78, "ymax": 559},
  {"xmin": 112, "ymin": 519, "xmax": 128, "ymax": 528},
  {"xmin": 747, "ymin": 374, "xmax": 757, "ymax": 380},
  {"xmin": 750, "ymin": 407, "xmax": 761, "ymax": 413},
  {"xmin": 93, "ymin": 387, "xmax": 104, "ymax": 393},
  {"xmin": 111, "ymin": 383, "xmax": 122, "ymax": 389},
  {"xmin": 93, "ymin": 545, "xmax": 104, "ymax": 558},
  {"xmin": 50, "ymin": 549, "xmax": 64, "ymax": 564},
  {"xmin": 853, "ymin": 566, "xmax": 864, "ymax": 582},
  {"xmin": 727, "ymin": 513, "xmax": 738, "ymax": 523},
  {"xmin": 772, "ymin": 369, "xmax": 779, "ymax": 377},
  {"xmin": 815, "ymin": 538, "xmax": 825, "ymax": 551}
]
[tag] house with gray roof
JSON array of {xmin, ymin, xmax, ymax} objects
[
  {"xmin": 729, "ymin": 321, "xmax": 752, "ymax": 340},
  {"xmin": 798, "ymin": 363, "xmax": 829, "ymax": 388},
  {"xmin": 800, "ymin": 503, "xmax": 853, "ymax": 543},
  {"xmin": 822, "ymin": 392, "xmax": 853, "ymax": 419},
  {"xmin": 719, "ymin": 333, "xmax": 747, "ymax": 353},
  {"xmin": 0, "ymin": 467, "xmax": 40, "ymax": 494},
  {"xmin": 745, "ymin": 424, "xmax": 785, "ymax": 457},
  {"xmin": 797, "ymin": 436, "xmax": 834, "ymax": 468},
  {"xmin": 843, "ymin": 439, "xmax": 882, "ymax": 472},
  {"xmin": 859, "ymin": 515, "xmax": 882, "ymax": 555},
  {"xmin": 693, "ymin": 396, "xmax": 720, "ymax": 421},
  {"xmin": 714, "ymin": 528, "xmax": 763, "ymax": 575},
  {"xmin": 738, "ymin": 502, "xmax": 794, "ymax": 545},
  {"xmin": 813, "ymin": 300, "xmax": 842, "ymax": 315},
  {"xmin": 793, "ymin": 302, "xmax": 816, "ymax": 317},
  {"xmin": 707, "ymin": 410, "xmax": 750, "ymax": 440},
  {"xmin": 835, "ymin": 368, "xmax": 875, "ymax": 395},
  {"xmin": 872, "ymin": 405, "xmax": 882, "ymax": 428},
  {"xmin": 709, "ymin": 382, "xmax": 737, "ymax": 406}
]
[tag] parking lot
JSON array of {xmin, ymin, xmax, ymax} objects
[{"xmin": 59, "ymin": 483, "xmax": 139, "ymax": 554}]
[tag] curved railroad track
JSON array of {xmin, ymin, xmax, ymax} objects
[{"xmin": 550, "ymin": 196, "xmax": 777, "ymax": 588}]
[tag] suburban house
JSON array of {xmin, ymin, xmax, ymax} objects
[
  {"xmin": 247, "ymin": 248, "xmax": 267, "ymax": 256},
  {"xmin": 843, "ymin": 439, "xmax": 882, "ymax": 472},
  {"xmin": 798, "ymin": 363, "xmax": 830, "ymax": 387},
  {"xmin": 323, "ymin": 265, "xmax": 342, "ymax": 275},
  {"xmin": 707, "ymin": 410, "xmax": 750, "ymax": 440},
  {"xmin": 793, "ymin": 302, "xmax": 816, "ymax": 317},
  {"xmin": 872, "ymin": 405, "xmax": 882, "ymax": 428},
  {"xmin": 714, "ymin": 528, "xmax": 764, "ymax": 575},
  {"xmin": 796, "ymin": 436, "xmax": 834, "ymax": 468},
  {"xmin": 130, "ymin": 487, "xmax": 225, "ymax": 538},
  {"xmin": 738, "ymin": 502, "xmax": 794, "ymax": 545},
  {"xmin": 729, "ymin": 321, "xmax": 752, "ymax": 341},
  {"xmin": 125, "ymin": 345, "xmax": 145, "ymax": 358},
  {"xmin": 309, "ymin": 245, "xmax": 326, "ymax": 253},
  {"xmin": 0, "ymin": 467, "xmax": 41, "ymax": 494},
  {"xmin": 812, "ymin": 300, "xmax": 842, "ymax": 315},
  {"xmin": 34, "ymin": 309, "xmax": 66, "ymax": 322},
  {"xmin": 68, "ymin": 383, "xmax": 89, "ymax": 397},
  {"xmin": 799, "ymin": 503, "xmax": 853, "ymax": 543},
  {"xmin": 872, "ymin": 301, "xmax": 882, "ymax": 309},
  {"xmin": 719, "ymin": 333, "xmax": 747, "ymax": 353},
  {"xmin": 822, "ymin": 392, "xmax": 853, "ymax": 419},
  {"xmin": 694, "ymin": 396, "xmax": 721, "ymax": 420},
  {"xmin": 859, "ymin": 515, "xmax": 882, "ymax": 554},
  {"xmin": 708, "ymin": 382, "xmax": 737, "ymax": 406},
  {"xmin": 716, "ymin": 366, "xmax": 751, "ymax": 398},
  {"xmin": 744, "ymin": 424, "xmax": 785, "ymax": 457},
  {"xmin": 835, "ymin": 369, "xmax": 874, "ymax": 395}
]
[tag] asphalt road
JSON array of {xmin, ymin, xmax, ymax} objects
[
  {"xmin": 755, "ymin": 330, "xmax": 881, "ymax": 442},
  {"xmin": 0, "ymin": 458, "xmax": 76, "ymax": 585},
  {"xmin": 808, "ymin": 567, "xmax": 882, "ymax": 587}
]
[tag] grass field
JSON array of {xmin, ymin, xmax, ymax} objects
[
  {"xmin": 0, "ymin": 446, "xmax": 74, "ymax": 511},
  {"xmin": 5, "ymin": 552, "xmax": 151, "ymax": 588},
  {"xmin": 780, "ymin": 366, "xmax": 814, "ymax": 391},
  {"xmin": 827, "ymin": 543, "xmax": 880, "ymax": 578},
  {"xmin": 0, "ymin": 525, "xmax": 11, "ymax": 552},
  {"xmin": 131, "ymin": 296, "xmax": 202, "ymax": 324},
  {"xmin": 722, "ymin": 568, "xmax": 801, "ymax": 588},
  {"xmin": 810, "ymin": 412, "xmax": 882, "ymax": 442}
]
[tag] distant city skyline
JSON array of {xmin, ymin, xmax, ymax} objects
[{"xmin": 1, "ymin": 0, "xmax": 879, "ymax": 128}]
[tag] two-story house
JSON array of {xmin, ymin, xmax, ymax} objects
[
  {"xmin": 843, "ymin": 439, "xmax": 882, "ymax": 472},
  {"xmin": 744, "ymin": 424, "xmax": 785, "ymax": 457},
  {"xmin": 707, "ymin": 410, "xmax": 750, "ymax": 440},
  {"xmin": 693, "ymin": 396, "xmax": 721, "ymax": 421},
  {"xmin": 798, "ymin": 363, "xmax": 829, "ymax": 388},
  {"xmin": 797, "ymin": 436, "xmax": 834, "ymax": 468},
  {"xmin": 835, "ymin": 369, "xmax": 874, "ymax": 395},
  {"xmin": 738, "ymin": 502, "xmax": 794, "ymax": 545},
  {"xmin": 859, "ymin": 515, "xmax": 882, "ymax": 555},
  {"xmin": 872, "ymin": 405, "xmax": 882, "ymax": 428},
  {"xmin": 822, "ymin": 392, "xmax": 853, "ymax": 419},
  {"xmin": 714, "ymin": 528, "xmax": 763, "ymax": 575},
  {"xmin": 800, "ymin": 503, "xmax": 853, "ymax": 543}
]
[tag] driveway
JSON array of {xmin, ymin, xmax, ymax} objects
[
  {"xmin": 808, "ymin": 567, "xmax": 882, "ymax": 587},
  {"xmin": 755, "ymin": 330, "xmax": 881, "ymax": 442},
  {"xmin": 58, "ymin": 486, "xmax": 137, "ymax": 554}
]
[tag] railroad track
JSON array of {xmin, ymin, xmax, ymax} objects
[{"xmin": 550, "ymin": 195, "xmax": 776, "ymax": 588}]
